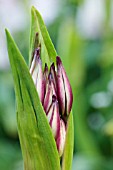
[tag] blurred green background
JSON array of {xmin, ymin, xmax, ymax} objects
[{"xmin": 0, "ymin": 0, "xmax": 113, "ymax": 169}]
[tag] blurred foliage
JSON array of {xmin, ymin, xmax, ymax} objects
[{"xmin": 1, "ymin": 0, "xmax": 113, "ymax": 169}]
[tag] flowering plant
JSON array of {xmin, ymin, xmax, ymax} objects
[{"xmin": 5, "ymin": 6, "xmax": 74, "ymax": 170}]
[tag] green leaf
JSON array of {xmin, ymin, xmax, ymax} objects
[
  {"xmin": 62, "ymin": 111, "xmax": 74, "ymax": 170},
  {"xmin": 29, "ymin": 6, "xmax": 57, "ymax": 67},
  {"xmin": 5, "ymin": 29, "xmax": 60, "ymax": 170}
]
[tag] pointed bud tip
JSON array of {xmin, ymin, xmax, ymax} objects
[
  {"xmin": 50, "ymin": 62, "xmax": 55, "ymax": 70},
  {"xmin": 35, "ymin": 47, "xmax": 40, "ymax": 57},
  {"xmin": 48, "ymin": 72, "xmax": 53, "ymax": 81},
  {"xmin": 56, "ymin": 119, "xmax": 66, "ymax": 157},
  {"xmin": 44, "ymin": 63, "xmax": 48, "ymax": 72},
  {"xmin": 36, "ymin": 32, "xmax": 38, "ymax": 36},
  {"xmin": 52, "ymin": 95, "xmax": 57, "ymax": 102},
  {"xmin": 45, "ymin": 63, "xmax": 48, "ymax": 68},
  {"xmin": 56, "ymin": 56, "xmax": 62, "ymax": 66}
]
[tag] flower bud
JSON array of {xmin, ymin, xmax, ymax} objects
[
  {"xmin": 30, "ymin": 52, "xmax": 73, "ymax": 157},
  {"xmin": 56, "ymin": 56, "xmax": 73, "ymax": 116},
  {"xmin": 56, "ymin": 119, "xmax": 66, "ymax": 157},
  {"xmin": 47, "ymin": 95, "xmax": 60, "ymax": 139},
  {"xmin": 43, "ymin": 73, "xmax": 56, "ymax": 113},
  {"xmin": 30, "ymin": 48, "xmax": 44, "ymax": 103}
]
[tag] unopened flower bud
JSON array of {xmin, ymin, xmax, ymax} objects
[
  {"xmin": 56, "ymin": 119, "xmax": 66, "ymax": 157},
  {"xmin": 30, "ymin": 48, "xmax": 44, "ymax": 103},
  {"xmin": 43, "ymin": 73, "xmax": 56, "ymax": 113},
  {"xmin": 47, "ymin": 95, "xmax": 60, "ymax": 139},
  {"xmin": 30, "ymin": 50, "xmax": 73, "ymax": 157},
  {"xmin": 56, "ymin": 56, "xmax": 73, "ymax": 116}
]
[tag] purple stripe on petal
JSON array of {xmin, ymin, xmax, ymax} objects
[{"xmin": 46, "ymin": 97, "xmax": 54, "ymax": 123}]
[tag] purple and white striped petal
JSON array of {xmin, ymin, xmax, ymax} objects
[
  {"xmin": 36, "ymin": 58, "xmax": 44, "ymax": 103},
  {"xmin": 30, "ymin": 49, "xmax": 73, "ymax": 157},
  {"xmin": 56, "ymin": 119, "xmax": 66, "ymax": 157},
  {"xmin": 30, "ymin": 48, "xmax": 44, "ymax": 103},
  {"xmin": 43, "ymin": 73, "xmax": 56, "ymax": 113},
  {"xmin": 56, "ymin": 56, "xmax": 73, "ymax": 115},
  {"xmin": 50, "ymin": 63, "xmax": 57, "ymax": 92},
  {"xmin": 43, "ymin": 63, "xmax": 49, "ymax": 95},
  {"xmin": 47, "ymin": 95, "xmax": 60, "ymax": 139},
  {"xmin": 30, "ymin": 48, "xmax": 40, "ymax": 84},
  {"xmin": 56, "ymin": 61, "xmax": 65, "ymax": 115}
]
